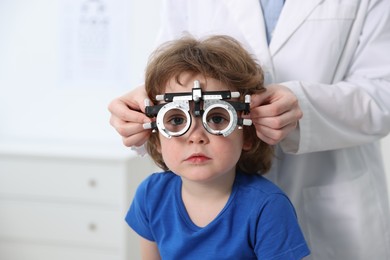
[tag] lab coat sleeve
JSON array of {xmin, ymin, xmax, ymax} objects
[{"xmin": 281, "ymin": 0, "xmax": 390, "ymax": 154}]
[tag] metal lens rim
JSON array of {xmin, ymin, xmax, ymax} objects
[
  {"xmin": 202, "ymin": 100, "xmax": 237, "ymax": 137},
  {"xmin": 156, "ymin": 101, "xmax": 191, "ymax": 138}
]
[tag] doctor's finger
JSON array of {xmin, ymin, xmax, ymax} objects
[
  {"xmin": 250, "ymin": 106, "xmax": 301, "ymax": 130},
  {"xmin": 111, "ymin": 118, "xmax": 149, "ymax": 139},
  {"xmin": 108, "ymin": 99, "xmax": 150, "ymax": 124},
  {"xmin": 250, "ymin": 97, "xmax": 300, "ymax": 118},
  {"xmin": 122, "ymin": 130, "xmax": 151, "ymax": 147},
  {"xmin": 253, "ymin": 121, "xmax": 297, "ymax": 145},
  {"xmin": 250, "ymin": 83, "xmax": 295, "ymax": 105},
  {"xmin": 249, "ymin": 89, "xmax": 274, "ymax": 107}
]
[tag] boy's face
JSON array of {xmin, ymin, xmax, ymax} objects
[{"xmin": 157, "ymin": 72, "xmax": 251, "ymax": 183}]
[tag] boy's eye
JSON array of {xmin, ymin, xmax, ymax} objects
[
  {"xmin": 163, "ymin": 109, "xmax": 189, "ymax": 133},
  {"xmin": 208, "ymin": 115, "xmax": 225, "ymax": 124},
  {"xmin": 168, "ymin": 116, "xmax": 186, "ymax": 126},
  {"xmin": 206, "ymin": 108, "xmax": 230, "ymax": 131}
]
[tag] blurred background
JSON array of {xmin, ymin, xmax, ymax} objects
[
  {"xmin": 0, "ymin": 0, "xmax": 160, "ymax": 145},
  {"xmin": 0, "ymin": 1, "xmax": 161, "ymax": 259},
  {"xmin": 0, "ymin": 1, "xmax": 389, "ymax": 260}
]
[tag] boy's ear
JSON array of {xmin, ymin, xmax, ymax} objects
[{"xmin": 242, "ymin": 137, "xmax": 253, "ymax": 151}]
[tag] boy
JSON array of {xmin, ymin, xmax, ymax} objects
[{"xmin": 126, "ymin": 35, "xmax": 310, "ymax": 259}]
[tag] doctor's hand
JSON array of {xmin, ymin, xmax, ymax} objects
[
  {"xmin": 108, "ymin": 85, "xmax": 152, "ymax": 147},
  {"xmin": 248, "ymin": 84, "xmax": 303, "ymax": 145}
]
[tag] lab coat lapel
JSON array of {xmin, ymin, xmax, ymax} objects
[
  {"xmin": 270, "ymin": 0, "xmax": 324, "ymax": 55},
  {"xmin": 223, "ymin": 0, "xmax": 270, "ymax": 63}
]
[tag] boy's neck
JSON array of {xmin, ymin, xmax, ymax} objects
[
  {"xmin": 180, "ymin": 171, "xmax": 236, "ymax": 227},
  {"xmin": 181, "ymin": 172, "xmax": 235, "ymax": 199}
]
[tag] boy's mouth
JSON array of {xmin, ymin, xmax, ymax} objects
[{"xmin": 185, "ymin": 153, "xmax": 211, "ymax": 163}]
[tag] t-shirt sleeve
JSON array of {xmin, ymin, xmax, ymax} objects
[
  {"xmin": 125, "ymin": 177, "xmax": 155, "ymax": 241},
  {"xmin": 255, "ymin": 193, "xmax": 310, "ymax": 260}
]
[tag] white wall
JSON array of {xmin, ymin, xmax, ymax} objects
[{"xmin": 0, "ymin": 0, "xmax": 161, "ymax": 146}]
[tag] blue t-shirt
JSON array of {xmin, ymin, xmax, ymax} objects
[{"xmin": 126, "ymin": 171, "xmax": 310, "ymax": 260}]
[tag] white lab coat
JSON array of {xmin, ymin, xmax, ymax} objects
[{"xmin": 154, "ymin": 0, "xmax": 390, "ymax": 259}]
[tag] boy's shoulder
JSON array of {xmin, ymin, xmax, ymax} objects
[
  {"xmin": 138, "ymin": 171, "xmax": 179, "ymax": 196},
  {"xmin": 236, "ymin": 172, "xmax": 286, "ymax": 196},
  {"xmin": 143, "ymin": 170, "xmax": 177, "ymax": 184},
  {"xmin": 234, "ymin": 172, "xmax": 296, "ymax": 217}
]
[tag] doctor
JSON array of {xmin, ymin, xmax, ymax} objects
[{"xmin": 109, "ymin": 0, "xmax": 390, "ymax": 259}]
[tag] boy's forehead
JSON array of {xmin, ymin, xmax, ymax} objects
[{"xmin": 164, "ymin": 74, "xmax": 232, "ymax": 92}]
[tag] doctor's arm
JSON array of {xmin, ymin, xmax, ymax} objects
[{"xmin": 274, "ymin": 0, "xmax": 390, "ymax": 154}]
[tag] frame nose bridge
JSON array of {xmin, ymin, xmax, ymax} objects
[
  {"xmin": 186, "ymin": 114, "xmax": 209, "ymax": 143},
  {"xmin": 188, "ymin": 111, "xmax": 205, "ymax": 132}
]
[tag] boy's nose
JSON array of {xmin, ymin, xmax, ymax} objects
[{"xmin": 186, "ymin": 116, "xmax": 209, "ymax": 144}]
